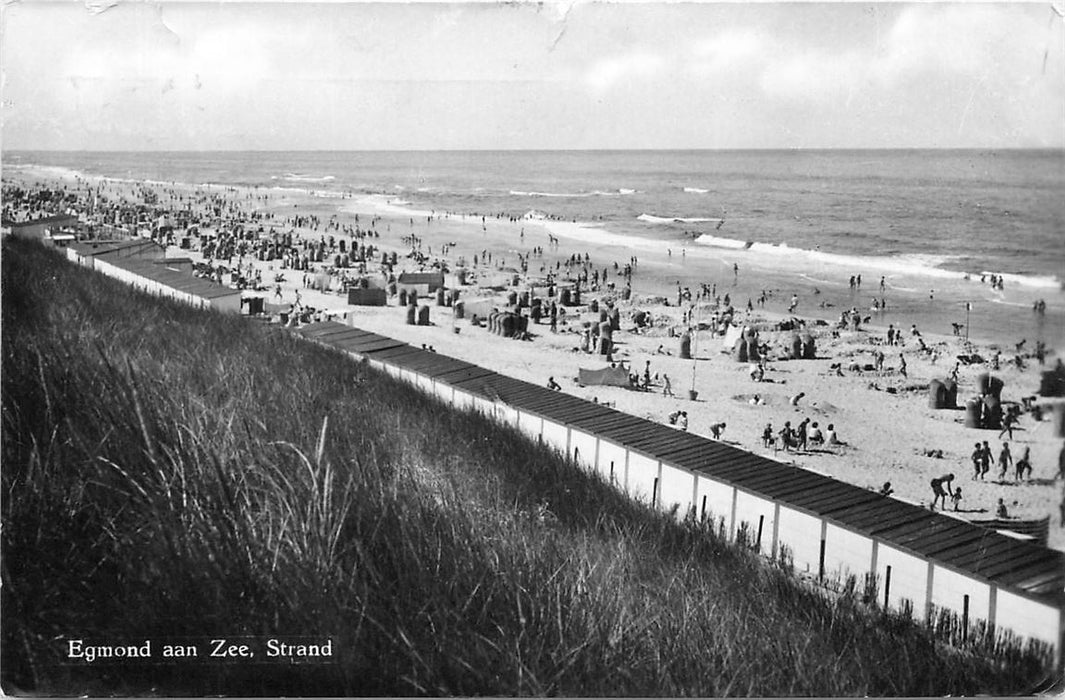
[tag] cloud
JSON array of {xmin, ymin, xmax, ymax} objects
[
  {"xmin": 759, "ymin": 4, "xmax": 1054, "ymax": 102},
  {"xmin": 585, "ymin": 51, "xmax": 665, "ymax": 91},
  {"xmin": 689, "ymin": 29, "xmax": 762, "ymax": 74}
]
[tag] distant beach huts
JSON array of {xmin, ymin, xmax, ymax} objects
[
  {"xmin": 2, "ymin": 213, "xmax": 80, "ymax": 245},
  {"xmin": 66, "ymin": 239, "xmax": 242, "ymax": 313}
]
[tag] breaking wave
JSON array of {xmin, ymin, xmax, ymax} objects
[
  {"xmin": 638, "ymin": 214, "xmax": 724, "ymax": 225},
  {"xmin": 509, "ymin": 189, "xmax": 637, "ymax": 198},
  {"xmin": 694, "ymin": 234, "xmax": 1062, "ymax": 289}
]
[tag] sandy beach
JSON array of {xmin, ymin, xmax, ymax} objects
[{"xmin": 7, "ymin": 165, "xmax": 1065, "ymax": 552}]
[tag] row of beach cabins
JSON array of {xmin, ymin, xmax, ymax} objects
[{"xmin": 292, "ymin": 320, "xmax": 1065, "ymax": 668}]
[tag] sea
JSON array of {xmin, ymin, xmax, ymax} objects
[{"xmin": 5, "ymin": 149, "xmax": 1064, "ymax": 350}]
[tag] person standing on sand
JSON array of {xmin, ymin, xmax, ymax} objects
[
  {"xmin": 971, "ymin": 442, "xmax": 983, "ymax": 480},
  {"xmin": 796, "ymin": 418, "xmax": 810, "ymax": 451},
  {"xmin": 997, "ymin": 443, "xmax": 1013, "ymax": 480},
  {"xmin": 899, "ymin": 354, "xmax": 907, "ymax": 378},
  {"xmin": 930, "ymin": 473, "xmax": 956, "ymax": 510},
  {"xmin": 662, "ymin": 373, "xmax": 673, "ymax": 397},
  {"xmin": 762, "ymin": 423, "xmax": 774, "ymax": 448}
]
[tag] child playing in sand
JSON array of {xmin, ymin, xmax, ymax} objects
[{"xmin": 951, "ymin": 487, "xmax": 963, "ymax": 512}]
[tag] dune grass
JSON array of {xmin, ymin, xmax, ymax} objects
[{"xmin": 1, "ymin": 238, "xmax": 1057, "ymax": 696}]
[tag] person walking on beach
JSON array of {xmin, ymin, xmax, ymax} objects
[
  {"xmin": 998, "ymin": 410, "xmax": 1018, "ymax": 440},
  {"xmin": 1015, "ymin": 446, "xmax": 1031, "ymax": 481},
  {"xmin": 898, "ymin": 354, "xmax": 907, "ymax": 378},
  {"xmin": 930, "ymin": 473, "xmax": 955, "ymax": 510},
  {"xmin": 997, "ymin": 443, "xmax": 1012, "ymax": 480},
  {"xmin": 662, "ymin": 373, "xmax": 674, "ymax": 396}
]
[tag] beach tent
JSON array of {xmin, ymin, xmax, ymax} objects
[{"xmin": 578, "ymin": 366, "xmax": 630, "ymax": 388}]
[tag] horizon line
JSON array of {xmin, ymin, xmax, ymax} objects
[{"xmin": 4, "ymin": 146, "xmax": 1064, "ymax": 155}]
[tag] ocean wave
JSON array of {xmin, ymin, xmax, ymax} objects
[
  {"xmin": 276, "ymin": 173, "xmax": 336, "ymax": 183},
  {"xmin": 693, "ymin": 234, "xmax": 1063, "ymax": 288},
  {"xmin": 683, "ymin": 187, "xmax": 709, "ymax": 194},
  {"xmin": 510, "ymin": 189, "xmax": 636, "ymax": 198},
  {"xmin": 692, "ymin": 234, "xmax": 753, "ymax": 249},
  {"xmin": 979, "ymin": 271, "xmax": 1063, "ymax": 291},
  {"xmin": 638, "ymin": 214, "xmax": 724, "ymax": 225}
]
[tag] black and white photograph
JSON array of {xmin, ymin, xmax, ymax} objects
[{"xmin": 2, "ymin": 0, "xmax": 1064, "ymax": 696}]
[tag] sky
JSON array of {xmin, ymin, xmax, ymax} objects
[{"xmin": 1, "ymin": 1, "xmax": 1063, "ymax": 150}]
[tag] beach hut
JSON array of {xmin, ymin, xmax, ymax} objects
[
  {"xmin": 1038, "ymin": 362, "xmax": 1065, "ymax": 397},
  {"xmin": 397, "ymin": 271, "xmax": 444, "ymax": 296},
  {"xmin": 732, "ymin": 336, "xmax": 750, "ymax": 363},
  {"xmin": 418, "ymin": 305, "xmax": 430, "ymax": 326},
  {"xmin": 347, "ymin": 288, "xmax": 387, "ymax": 306},
  {"xmin": 943, "ymin": 379, "xmax": 958, "ymax": 408},
  {"xmin": 679, "ymin": 333, "xmax": 692, "ymax": 360},
  {"xmin": 928, "ymin": 380, "xmax": 948, "ymax": 409}
]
